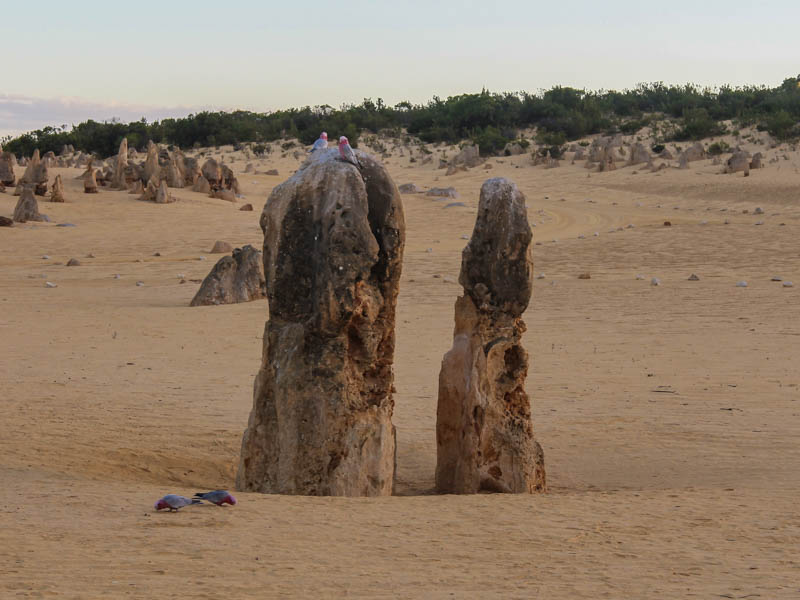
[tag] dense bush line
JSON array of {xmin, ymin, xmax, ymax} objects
[{"xmin": 3, "ymin": 77, "xmax": 799, "ymax": 158}]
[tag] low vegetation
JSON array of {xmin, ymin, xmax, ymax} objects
[{"xmin": 3, "ymin": 77, "xmax": 799, "ymax": 158}]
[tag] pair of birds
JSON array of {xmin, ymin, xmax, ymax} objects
[
  {"xmin": 311, "ymin": 132, "xmax": 360, "ymax": 168},
  {"xmin": 154, "ymin": 490, "xmax": 236, "ymax": 512}
]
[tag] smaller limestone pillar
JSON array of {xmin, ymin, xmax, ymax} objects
[{"xmin": 436, "ymin": 178, "xmax": 545, "ymax": 494}]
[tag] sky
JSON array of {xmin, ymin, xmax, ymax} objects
[{"xmin": 2, "ymin": 0, "xmax": 799, "ymax": 137}]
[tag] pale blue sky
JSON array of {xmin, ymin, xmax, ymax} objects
[{"xmin": 2, "ymin": 0, "xmax": 799, "ymax": 136}]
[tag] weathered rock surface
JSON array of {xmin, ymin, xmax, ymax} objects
[
  {"xmin": 83, "ymin": 164, "xmax": 98, "ymax": 193},
  {"xmin": 237, "ymin": 148, "xmax": 405, "ymax": 496},
  {"xmin": 627, "ymin": 143, "xmax": 651, "ymax": 166},
  {"xmin": 190, "ymin": 245, "xmax": 266, "ymax": 307},
  {"xmin": 143, "ymin": 142, "xmax": 160, "ymax": 183},
  {"xmin": 398, "ymin": 183, "xmax": 421, "ymax": 194},
  {"xmin": 452, "ymin": 143, "xmax": 483, "ymax": 168},
  {"xmin": 725, "ymin": 151, "xmax": 751, "ymax": 175},
  {"xmin": 192, "ymin": 174, "xmax": 211, "ymax": 193},
  {"xmin": 155, "ymin": 180, "xmax": 175, "ymax": 204},
  {"xmin": 0, "ymin": 152, "xmax": 15, "ymax": 186},
  {"xmin": 50, "ymin": 174, "xmax": 65, "ymax": 202},
  {"xmin": 210, "ymin": 240, "xmax": 233, "ymax": 253},
  {"xmin": 21, "ymin": 149, "xmax": 49, "ymax": 195},
  {"xmin": 110, "ymin": 138, "xmax": 128, "ymax": 189},
  {"xmin": 0, "ymin": 216, "xmax": 12, "ymax": 227},
  {"xmin": 13, "ymin": 186, "xmax": 44, "ymax": 222},
  {"xmin": 436, "ymin": 177, "xmax": 545, "ymax": 495}
]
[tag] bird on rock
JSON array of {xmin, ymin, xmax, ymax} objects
[
  {"xmin": 154, "ymin": 494, "xmax": 203, "ymax": 512},
  {"xmin": 310, "ymin": 132, "xmax": 328, "ymax": 152},
  {"xmin": 338, "ymin": 136, "xmax": 360, "ymax": 168},
  {"xmin": 193, "ymin": 490, "xmax": 237, "ymax": 506}
]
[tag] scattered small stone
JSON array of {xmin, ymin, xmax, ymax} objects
[
  {"xmin": 593, "ymin": 232, "xmax": 599, "ymax": 237},
  {"xmin": 66, "ymin": 258, "xmax": 81, "ymax": 266},
  {"xmin": 688, "ymin": 274, "xmax": 700, "ymax": 281},
  {"xmin": 0, "ymin": 216, "xmax": 12, "ymax": 227},
  {"xmin": 536, "ymin": 273, "xmax": 546, "ymax": 279},
  {"xmin": 663, "ymin": 221, "xmax": 672, "ymax": 226},
  {"xmin": 771, "ymin": 276, "xmax": 783, "ymax": 282},
  {"xmin": 626, "ymin": 224, "xmax": 634, "ymax": 229},
  {"xmin": 736, "ymin": 281, "xmax": 748, "ymax": 288},
  {"xmin": 113, "ymin": 274, "xmax": 121, "ymax": 279},
  {"xmin": 432, "ymin": 274, "xmax": 441, "ymax": 278},
  {"xmin": 460, "ymin": 234, "xmax": 469, "ymax": 240},
  {"xmin": 755, "ymin": 221, "xmax": 764, "ymax": 226},
  {"xmin": 783, "ymin": 281, "xmax": 793, "ymax": 288},
  {"xmin": 651, "ymin": 277, "xmax": 661, "ymax": 286},
  {"xmin": 86, "ymin": 253, "xmax": 95, "ymax": 258},
  {"xmin": 426, "ymin": 248, "xmax": 433, "ymax": 253},
  {"xmin": 578, "ymin": 234, "xmax": 585, "ymax": 239},
  {"xmin": 578, "ymin": 273, "xmax": 591, "ymax": 279},
  {"xmin": 635, "ymin": 274, "xmax": 645, "ymax": 280},
  {"xmin": 153, "ymin": 252, "xmax": 161, "ymax": 257},
  {"xmin": 56, "ymin": 223, "xmax": 76, "ymax": 227},
  {"xmin": 136, "ymin": 281, "xmax": 144, "ymax": 287},
  {"xmin": 445, "ymin": 202, "xmax": 466, "ymax": 208},
  {"xmin": 198, "ymin": 256, "xmax": 207, "ymax": 261},
  {"xmin": 700, "ymin": 220, "xmax": 708, "ymax": 225},
  {"xmin": 45, "ymin": 281, "xmax": 57, "ymax": 288},
  {"xmin": 42, "ymin": 255, "xmax": 50, "ymax": 260},
  {"xmin": 754, "ymin": 207, "xmax": 764, "ymax": 214},
  {"xmin": 239, "ymin": 203, "xmax": 253, "ymax": 211},
  {"xmin": 724, "ymin": 219, "xmax": 730, "ymax": 224},
  {"xmin": 177, "ymin": 273, "xmax": 186, "ymax": 279}
]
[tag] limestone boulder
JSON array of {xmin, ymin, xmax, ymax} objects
[
  {"xmin": 237, "ymin": 148, "xmax": 405, "ymax": 496},
  {"xmin": 201, "ymin": 158, "xmax": 222, "ymax": 187},
  {"xmin": 192, "ymin": 175, "xmax": 211, "ymax": 193},
  {"xmin": 683, "ymin": 142, "xmax": 706, "ymax": 162},
  {"xmin": 627, "ymin": 143, "xmax": 651, "ymax": 166},
  {"xmin": 143, "ymin": 141, "xmax": 160, "ymax": 183},
  {"xmin": 725, "ymin": 151, "xmax": 751, "ymax": 175},
  {"xmin": 155, "ymin": 180, "xmax": 175, "ymax": 203},
  {"xmin": 13, "ymin": 186, "xmax": 44, "ymax": 222},
  {"xmin": 750, "ymin": 152, "xmax": 763, "ymax": 169},
  {"xmin": 190, "ymin": 245, "xmax": 266, "ymax": 306},
  {"xmin": 436, "ymin": 177, "xmax": 545, "ymax": 494},
  {"xmin": 0, "ymin": 152, "xmax": 15, "ymax": 186},
  {"xmin": 21, "ymin": 149, "xmax": 49, "ymax": 195},
  {"xmin": 50, "ymin": 174, "xmax": 65, "ymax": 202},
  {"xmin": 110, "ymin": 138, "xmax": 128, "ymax": 189},
  {"xmin": 83, "ymin": 164, "xmax": 98, "ymax": 193},
  {"xmin": 452, "ymin": 143, "xmax": 483, "ymax": 168}
]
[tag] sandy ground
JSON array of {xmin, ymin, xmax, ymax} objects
[{"xmin": 1, "ymin": 139, "xmax": 799, "ymax": 598}]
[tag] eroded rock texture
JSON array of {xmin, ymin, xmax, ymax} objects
[
  {"xmin": 13, "ymin": 186, "xmax": 44, "ymax": 223},
  {"xmin": 436, "ymin": 178, "xmax": 545, "ymax": 494},
  {"xmin": 237, "ymin": 149, "xmax": 405, "ymax": 496},
  {"xmin": 190, "ymin": 245, "xmax": 266, "ymax": 306}
]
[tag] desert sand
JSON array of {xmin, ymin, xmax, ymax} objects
[{"xmin": 1, "ymin": 136, "xmax": 799, "ymax": 598}]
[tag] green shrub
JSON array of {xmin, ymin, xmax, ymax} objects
[
  {"xmin": 651, "ymin": 143, "xmax": 665, "ymax": 154},
  {"xmin": 707, "ymin": 141, "xmax": 731, "ymax": 155}
]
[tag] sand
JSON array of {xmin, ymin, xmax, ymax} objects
[{"xmin": 1, "ymin": 139, "xmax": 799, "ymax": 598}]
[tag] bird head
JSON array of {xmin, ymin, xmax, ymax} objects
[
  {"xmin": 321, "ymin": 132, "xmax": 328, "ymax": 140},
  {"xmin": 225, "ymin": 494, "xmax": 238, "ymax": 506},
  {"xmin": 154, "ymin": 499, "xmax": 167, "ymax": 511},
  {"xmin": 339, "ymin": 136, "xmax": 348, "ymax": 146}
]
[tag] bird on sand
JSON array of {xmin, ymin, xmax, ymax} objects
[
  {"xmin": 338, "ymin": 136, "xmax": 361, "ymax": 168},
  {"xmin": 154, "ymin": 494, "xmax": 203, "ymax": 512},
  {"xmin": 193, "ymin": 490, "xmax": 238, "ymax": 506},
  {"xmin": 310, "ymin": 132, "xmax": 328, "ymax": 152}
]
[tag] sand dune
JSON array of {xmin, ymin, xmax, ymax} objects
[{"xmin": 1, "ymin": 139, "xmax": 799, "ymax": 598}]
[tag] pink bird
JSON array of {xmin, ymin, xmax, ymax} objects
[
  {"xmin": 153, "ymin": 494, "xmax": 202, "ymax": 512},
  {"xmin": 310, "ymin": 132, "xmax": 328, "ymax": 152},
  {"xmin": 193, "ymin": 490, "xmax": 237, "ymax": 506},
  {"xmin": 338, "ymin": 136, "xmax": 360, "ymax": 168}
]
